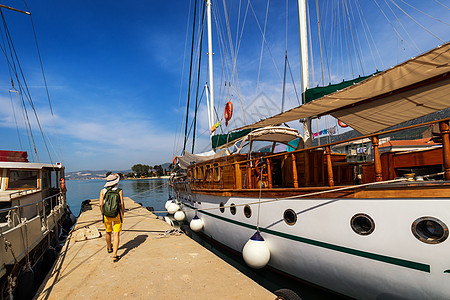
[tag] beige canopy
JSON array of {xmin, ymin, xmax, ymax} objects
[
  {"xmin": 237, "ymin": 42, "xmax": 450, "ymax": 135},
  {"xmin": 177, "ymin": 150, "xmax": 226, "ymax": 169}
]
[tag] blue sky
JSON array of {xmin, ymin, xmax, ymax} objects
[{"xmin": 0, "ymin": 0, "xmax": 447, "ymax": 172}]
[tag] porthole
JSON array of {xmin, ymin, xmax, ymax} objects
[
  {"xmin": 351, "ymin": 213, "xmax": 375, "ymax": 235},
  {"xmin": 230, "ymin": 203, "xmax": 236, "ymax": 215},
  {"xmin": 219, "ymin": 202, "xmax": 225, "ymax": 213},
  {"xmin": 412, "ymin": 217, "xmax": 448, "ymax": 244},
  {"xmin": 283, "ymin": 209, "xmax": 297, "ymax": 226},
  {"xmin": 244, "ymin": 205, "xmax": 252, "ymax": 218}
]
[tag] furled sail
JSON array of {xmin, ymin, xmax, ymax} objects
[
  {"xmin": 236, "ymin": 42, "xmax": 450, "ymax": 135},
  {"xmin": 177, "ymin": 150, "xmax": 226, "ymax": 169}
]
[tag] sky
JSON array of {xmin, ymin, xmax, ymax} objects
[{"xmin": 0, "ymin": 0, "xmax": 448, "ymax": 172}]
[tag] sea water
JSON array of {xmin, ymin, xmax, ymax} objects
[
  {"xmin": 66, "ymin": 178, "xmax": 170, "ymax": 216},
  {"xmin": 65, "ymin": 178, "xmax": 341, "ymax": 299}
]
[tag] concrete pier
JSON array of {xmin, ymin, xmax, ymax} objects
[{"xmin": 36, "ymin": 197, "xmax": 274, "ymax": 299}]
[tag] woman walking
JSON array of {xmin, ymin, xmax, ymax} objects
[{"xmin": 99, "ymin": 173, "xmax": 124, "ymax": 262}]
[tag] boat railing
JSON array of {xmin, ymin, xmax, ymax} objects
[
  {"xmin": 187, "ymin": 118, "xmax": 450, "ymax": 190},
  {"xmin": 0, "ymin": 192, "xmax": 65, "ymax": 228}
]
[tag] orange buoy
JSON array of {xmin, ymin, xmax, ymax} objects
[
  {"xmin": 60, "ymin": 178, "xmax": 67, "ymax": 192},
  {"xmin": 172, "ymin": 156, "xmax": 177, "ymax": 166},
  {"xmin": 338, "ymin": 120, "xmax": 348, "ymax": 128},
  {"xmin": 224, "ymin": 101, "xmax": 233, "ymax": 126}
]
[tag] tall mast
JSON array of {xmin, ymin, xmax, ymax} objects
[
  {"xmin": 206, "ymin": 0, "xmax": 215, "ymax": 135},
  {"xmin": 298, "ymin": 0, "xmax": 312, "ymax": 147}
]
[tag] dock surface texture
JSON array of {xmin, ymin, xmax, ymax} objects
[{"xmin": 36, "ymin": 197, "xmax": 274, "ymax": 300}]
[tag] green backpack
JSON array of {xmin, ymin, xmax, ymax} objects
[{"xmin": 102, "ymin": 187, "xmax": 122, "ymax": 219}]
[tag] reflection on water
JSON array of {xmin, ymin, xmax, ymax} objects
[{"xmin": 66, "ymin": 178, "xmax": 170, "ymax": 216}]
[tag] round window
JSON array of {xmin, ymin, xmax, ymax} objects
[
  {"xmin": 244, "ymin": 205, "xmax": 252, "ymax": 218},
  {"xmin": 283, "ymin": 209, "xmax": 297, "ymax": 226},
  {"xmin": 351, "ymin": 213, "xmax": 375, "ymax": 235},
  {"xmin": 412, "ymin": 217, "xmax": 448, "ymax": 244},
  {"xmin": 219, "ymin": 202, "xmax": 225, "ymax": 213},
  {"xmin": 230, "ymin": 203, "xmax": 236, "ymax": 215}
]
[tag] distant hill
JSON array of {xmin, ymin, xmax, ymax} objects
[
  {"xmin": 66, "ymin": 169, "xmax": 131, "ymax": 180},
  {"xmin": 66, "ymin": 164, "xmax": 173, "ymax": 180}
]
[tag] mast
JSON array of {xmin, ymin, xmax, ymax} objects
[
  {"xmin": 298, "ymin": 0, "xmax": 312, "ymax": 147},
  {"xmin": 206, "ymin": 0, "xmax": 215, "ymax": 136}
]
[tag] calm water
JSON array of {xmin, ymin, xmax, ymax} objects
[
  {"xmin": 65, "ymin": 178, "xmax": 343, "ymax": 299},
  {"xmin": 66, "ymin": 178, "xmax": 170, "ymax": 216}
]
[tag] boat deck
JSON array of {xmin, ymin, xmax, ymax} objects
[{"xmin": 36, "ymin": 197, "xmax": 274, "ymax": 299}]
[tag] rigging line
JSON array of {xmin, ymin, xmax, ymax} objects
[
  {"xmin": 8, "ymin": 91, "xmax": 23, "ymax": 149},
  {"xmin": 384, "ymin": 0, "xmax": 420, "ymax": 53},
  {"xmin": 286, "ymin": 56, "xmax": 301, "ymax": 106},
  {"xmin": 174, "ymin": 0, "xmax": 193, "ymax": 157},
  {"xmin": 183, "ymin": 0, "xmax": 199, "ymax": 154},
  {"xmin": 0, "ymin": 10, "xmax": 38, "ymax": 161},
  {"xmin": 372, "ymin": 0, "xmax": 415, "ymax": 54},
  {"xmin": 248, "ymin": 1, "xmax": 283, "ymax": 83},
  {"xmin": 319, "ymin": 1, "xmax": 332, "ymax": 83},
  {"xmin": 281, "ymin": 51, "xmax": 287, "ymax": 113},
  {"xmin": 254, "ymin": 0, "xmax": 270, "ymax": 101},
  {"xmin": 357, "ymin": 1, "xmax": 385, "ymax": 70},
  {"xmin": 389, "ymin": 0, "xmax": 445, "ymax": 43},
  {"xmin": 354, "ymin": 0, "xmax": 380, "ymax": 71},
  {"xmin": 306, "ymin": 0, "xmax": 315, "ymax": 88},
  {"xmin": 347, "ymin": 1, "xmax": 367, "ymax": 76},
  {"xmin": 0, "ymin": 9, "xmax": 54, "ymax": 164},
  {"xmin": 343, "ymin": 0, "xmax": 365, "ymax": 76},
  {"xmin": 342, "ymin": 1, "xmax": 355, "ymax": 78},
  {"xmin": 314, "ymin": 0, "xmax": 325, "ymax": 86},
  {"xmin": 23, "ymin": 0, "xmax": 63, "ymax": 163},
  {"xmin": 192, "ymin": 1, "xmax": 206, "ymax": 153},
  {"xmin": 433, "ymin": 0, "xmax": 449, "ymax": 10},
  {"xmin": 398, "ymin": 0, "xmax": 449, "ymax": 27},
  {"xmin": 231, "ymin": 1, "xmax": 250, "ymax": 125}
]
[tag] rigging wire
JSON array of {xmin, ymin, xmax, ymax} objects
[
  {"xmin": 192, "ymin": 0, "xmax": 206, "ymax": 153},
  {"xmin": 254, "ymin": 0, "xmax": 270, "ymax": 101},
  {"xmin": 23, "ymin": 0, "xmax": 63, "ymax": 164},
  {"xmin": 8, "ymin": 91, "xmax": 23, "ymax": 149},
  {"xmin": 389, "ymin": 0, "xmax": 445, "ymax": 43},
  {"xmin": 183, "ymin": 0, "xmax": 199, "ymax": 154},
  {"xmin": 174, "ymin": 0, "xmax": 193, "ymax": 157},
  {"xmin": 397, "ymin": 0, "xmax": 449, "ymax": 27},
  {"xmin": 383, "ymin": 0, "xmax": 420, "ymax": 54}
]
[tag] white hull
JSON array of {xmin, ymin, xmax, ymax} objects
[{"xmin": 178, "ymin": 191, "xmax": 450, "ymax": 299}]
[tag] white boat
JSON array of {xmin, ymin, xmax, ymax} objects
[
  {"xmin": 0, "ymin": 5, "xmax": 74, "ymax": 299},
  {"xmin": 172, "ymin": 1, "xmax": 450, "ymax": 299}
]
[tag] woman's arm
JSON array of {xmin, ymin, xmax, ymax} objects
[
  {"xmin": 99, "ymin": 190, "xmax": 104, "ymax": 214},
  {"xmin": 119, "ymin": 189, "xmax": 125, "ymax": 215}
]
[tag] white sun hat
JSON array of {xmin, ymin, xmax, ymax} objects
[{"xmin": 104, "ymin": 173, "xmax": 120, "ymax": 187}]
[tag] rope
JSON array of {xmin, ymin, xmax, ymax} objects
[
  {"xmin": 153, "ymin": 228, "xmax": 184, "ymax": 239},
  {"xmin": 388, "ymin": 0, "xmax": 445, "ymax": 43}
]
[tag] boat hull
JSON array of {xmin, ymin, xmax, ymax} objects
[{"xmin": 177, "ymin": 190, "xmax": 450, "ymax": 299}]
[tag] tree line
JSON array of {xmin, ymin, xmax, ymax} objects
[{"xmin": 105, "ymin": 164, "xmax": 168, "ymax": 178}]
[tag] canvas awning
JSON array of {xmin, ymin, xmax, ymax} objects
[
  {"xmin": 176, "ymin": 150, "xmax": 226, "ymax": 169},
  {"xmin": 237, "ymin": 42, "xmax": 450, "ymax": 135}
]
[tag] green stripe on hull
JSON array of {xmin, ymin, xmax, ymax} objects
[{"xmin": 184, "ymin": 203, "xmax": 430, "ymax": 273}]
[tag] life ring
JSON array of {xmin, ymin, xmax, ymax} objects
[
  {"xmin": 224, "ymin": 101, "xmax": 233, "ymax": 126},
  {"xmin": 172, "ymin": 156, "xmax": 177, "ymax": 166},
  {"xmin": 338, "ymin": 120, "xmax": 348, "ymax": 128}
]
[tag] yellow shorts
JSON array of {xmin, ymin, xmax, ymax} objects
[{"xmin": 103, "ymin": 214, "xmax": 123, "ymax": 233}]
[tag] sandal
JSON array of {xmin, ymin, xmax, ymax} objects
[
  {"xmin": 107, "ymin": 247, "xmax": 113, "ymax": 253},
  {"xmin": 113, "ymin": 255, "xmax": 121, "ymax": 263}
]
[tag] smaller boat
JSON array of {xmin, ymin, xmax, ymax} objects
[{"xmin": 0, "ymin": 150, "xmax": 74, "ymax": 299}]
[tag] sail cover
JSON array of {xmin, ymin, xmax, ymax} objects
[
  {"xmin": 237, "ymin": 42, "xmax": 450, "ymax": 135},
  {"xmin": 177, "ymin": 150, "xmax": 226, "ymax": 169}
]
